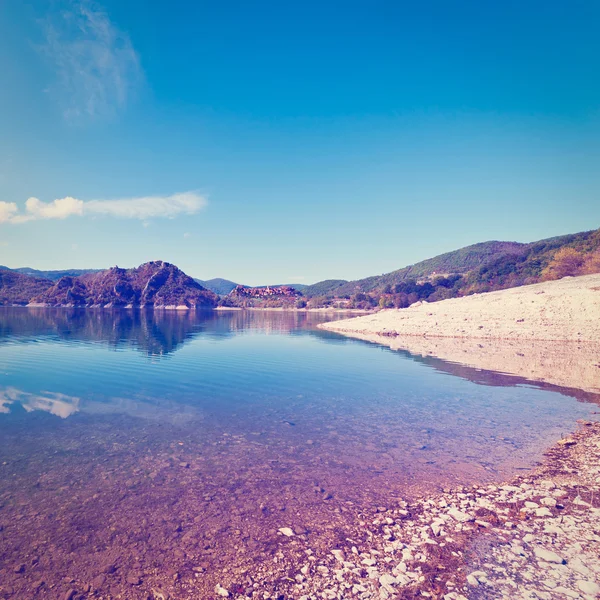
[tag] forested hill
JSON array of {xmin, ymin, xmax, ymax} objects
[
  {"xmin": 0, "ymin": 267, "xmax": 101, "ymax": 281},
  {"xmin": 327, "ymin": 241, "xmax": 526, "ymax": 297},
  {"xmin": 195, "ymin": 278, "xmax": 239, "ymax": 296},
  {"xmin": 302, "ymin": 228, "xmax": 600, "ymax": 307}
]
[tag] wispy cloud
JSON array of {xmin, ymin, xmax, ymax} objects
[
  {"xmin": 42, "ymin": 0, "xmax": 142, "ymax": 120},
  {"xmin": 0, "ymin": 192, "xmax": 207, "ymax": 224}
]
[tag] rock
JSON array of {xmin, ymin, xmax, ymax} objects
[
  {"xmin": 62, "ymin": 591, "xmax": 76, "ymax": 600},
  {"xmin": 126, "ymin": 573, "xmax": 141, "ymax": 585},
  {"xmin": 331, "ymin": 549, "xmax": 344, "ymax": 562},
  {"xmin": 553, "ymin": 586, "xmax": 581, "ymax": 598},
  {"xmin": 536, "ymin": 507, "xmax": 553, "ymax": 517},
  {"xmin": 576, "ymin": 580, "xmax": 600, "ymax": 596},
  {"xmin": 541, "ymin": 497, "xmax": 557, "ymax": 507},
  {"xmin": 379, "ymin": 573, "xmax": 397, "ymax": 592},
  {"xmin": 557, "ymin": 438, "xmax": 576, "ymax": 446},
  {"xmin": 534, "ymin": 547, "xmax": 566, "ymax": 564},
  {"xmin": 278, "ymin": 527, "xmax": 294, "ymax": 537},
  {"xmin": 447, "ymin": 508, "xmax": 474, "ymax": 523},
  {"xmin": 467, "ymin": 574, "xmax": 479, "ymax": 586},
  {"xmin": 13, "ymin": 563, "xmax": 25, "ymax": 574},
  {"xmin": 215, "ymin": 584, "xmax": 230, "ymax": 597},
  {"xmin": 570, "ymin": 558, "xmax": 592, "ymax": 577}
]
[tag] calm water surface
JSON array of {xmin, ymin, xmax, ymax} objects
[{"xmin": 0, "ymin": 308, "xmax": 596, "ymax": 598}]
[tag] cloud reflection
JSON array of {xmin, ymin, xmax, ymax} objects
[{"xmin": 0, "ymin": 387, "xmax": 80, "ymax": 418}]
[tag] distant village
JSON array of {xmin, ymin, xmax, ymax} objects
[{"xmin": 230, "ymin": 285, "xmax": 301, "ymax": 298}]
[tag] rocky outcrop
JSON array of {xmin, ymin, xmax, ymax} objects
[{"xmin": 30, "ymin": 261, "xmax": 218, "ymax": 309}]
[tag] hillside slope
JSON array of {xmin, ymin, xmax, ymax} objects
[
  {"xmin": 306, "ymin": 228, "xmax": 600, "ymax": 309},
  {"xmin": 0, "ymin": 270, "xmax": 53, "ymax": 306},
  {"xmin": 341, "ymin": 240, "xmax": 527, "ymax": 296},
  {"xmin": 14, "ymin": 267, "xmax": 101, "ymax": 281}
]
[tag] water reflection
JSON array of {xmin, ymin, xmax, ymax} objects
[
  {"xmin": 324, "ymin": 329, "xmax": 600, "ymax": 400},
  {"xmin": 0, "ymin": 307, "xmax": 345, "ymax": 356},
  {"xmin": 0, "ymin": 308, "xmax": 597, "ymax": 599},
  {"xmin": 0, "ymin": 387, "xmax": 79, "ymax": 418}
]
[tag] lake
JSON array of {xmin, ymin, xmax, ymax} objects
[{"xmin": 0, "ymin": 308, "xmax": 596, "ymax": 599}]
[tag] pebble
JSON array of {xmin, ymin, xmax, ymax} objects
[
  {"xmin": 576, "ymin": 580, "xmax": 600, "ymax": 596},
  {"xmin": 534, "ymin": 548, "xmax": 566, "ymax": 564},
  {"xmin": 447, "ymin": 508, "xmax": 473, "ymax": 523}
]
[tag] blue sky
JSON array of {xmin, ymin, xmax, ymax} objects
[{"xmin": 0, "ymin": 0, "xmax": 598, "ymax": 285}]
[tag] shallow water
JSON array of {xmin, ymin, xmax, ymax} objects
[{"xmin": 0, "ymin": 308, "xmax": 596, "ymax": 598}]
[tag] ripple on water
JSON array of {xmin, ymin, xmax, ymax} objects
[{"xmin": 0, "ymin": 307, "xmax": 596, "ymax": 598}]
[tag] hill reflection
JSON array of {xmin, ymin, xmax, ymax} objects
[{"xmin": 0, "ymin": 307, "xmax": 340, "ymax": 356}]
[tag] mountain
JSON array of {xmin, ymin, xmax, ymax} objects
[
  {"xmin": 194, "ymin": 278, "xmax": 239, "ymax": 296},
  {"xmin": 0, "ymin": 270, "xmax": 53, "ymax": 306},
  {"xmin": 29, "ymin": 261, "xmax": 218, "ymax": 308},
  {"xmin": 331, "ymin": 241, "xmax": 527, "ymax": 296},
  {"xmin": 303, "ymin": 228, "xmax": 600, "ymax": 309},
  {"xmin": 308, "ymin": 230, "xmax": 600, "ymax": 300},
  {"xmin": 194, "ymin": 278, "xmax": 306, "ymax": 296},
  {"xmin": 302, "ymin": 279, "xmax": 348, "ymax": 298},
  {"xmin": 265, "ymin": 283, "xmax": 307, "ymax": 290},
  {"xmin": 0, "ymin": 267, "xmax": 102, "ymax": 281}
]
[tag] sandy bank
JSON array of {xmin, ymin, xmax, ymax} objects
[
  {"xmin": 319, "ymin": 275, "xmax": 600, "ymax": 394},
  {"xmin": 321, "ymin": 274, "xmax": 600, "ymax": 343}
]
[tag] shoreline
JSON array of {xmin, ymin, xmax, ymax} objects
[
  {"xmin": 257, "ymin": 420, "xmax": 600, "ymax": 600},
  {"xmin": 1, "ymin": 304, "xmax": 374, "ymax": 315},
  {"xmin": 320, "ymin": 274, "xmax": 600, "ymax": 343},
  {"xmin": 215, "ymin": 306, "xmax": 373, "ymax": 314},
  {"xmin": 318, "ymin": 274, "xmax": 600, "ymax": 395}
]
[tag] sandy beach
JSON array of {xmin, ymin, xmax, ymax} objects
[
  {"xmin": 319, "ymin": 275, "xmax": 600, "ymax": 394},
  {"xmin": 320, "ymin": 274, "xmax": 600, "ymax": 343}
]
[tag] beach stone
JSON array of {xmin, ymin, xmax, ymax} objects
[
  {"xmin": 553, "ymin": 587, "xmax": 581, "ymax": 598},
  {"xmin": 126, "ymin": 573, "xmax": 141, "ymax": 585},
  {"xmin": 215, "ymin": 584, "xmax": 230, "ymax": 597},
  {"xmin": 576, "ymin": 580, "xmax": 600, "ymax": 596},
  {"xmin": 570, "ymin": 558, "xmax": 592, "ymax": 577},
  {"xmin": 447, "ymin": 508, "xmax": 473, "ymax": 523},
  {"xmin": 534, "ymin": 547, "xmax": 566, "ymax": 564},
  {"xmin": 379, "ymin": 573, "xmax": 397, "ymax": 592},
  {"xmin": 278, "ymin": 527, "xmax": 294, "ymax": 537}
]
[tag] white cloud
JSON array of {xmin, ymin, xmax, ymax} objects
[
  {"xmin": 86, "ymin": 192, "xmax": 206, "ymax": 219},
  {"xmin": 43, "ymin": 0, "xmax": 142, "ymax": 120},
  {"xmin": 183, "ymin": 232, "xmax": 191, "ymax": 239},
  {"xmin": 0, "ymin": 201, "xmax": 18, "ymax": 223},
  {"xmin": 23, "ymin": 196, "xmax": 84, "ymax": 222},
  {"xmin": 0, "ymin": 192, "xmax": 207, "ymax": 224}
]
